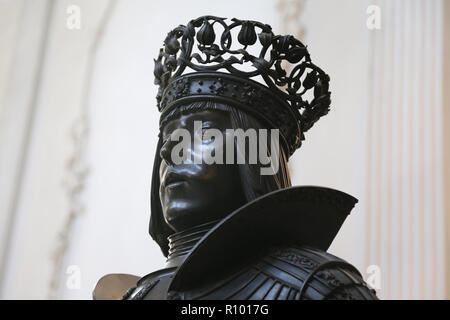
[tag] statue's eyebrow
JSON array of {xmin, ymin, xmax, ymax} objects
[
  {"xmin": 161, "ymin": 120, "xmax": 178, "ymax": 137},
  {"xmin": 201, "ymin": 120, "xmax": 215, "ymax": 128},
  {"xmin": 161, "ymin": 129, "xmax": 173, "ymax": 142}
]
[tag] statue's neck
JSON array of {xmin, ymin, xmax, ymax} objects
[{"xmin": 165, "ymin": 219, "xmax": 219, "ymax": 268}]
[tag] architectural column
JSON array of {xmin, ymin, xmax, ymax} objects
[
  {"xmin": 365, "ymin": 0, "xmax": 447, "ymax": 299},
  {"xmin": 442, "ymin": 0, "xmax": 450, "ymax": 301}
]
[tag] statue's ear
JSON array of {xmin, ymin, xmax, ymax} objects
[{"xmin": 149, "ymin": 137, "xmax": 174, "ymax": 257}]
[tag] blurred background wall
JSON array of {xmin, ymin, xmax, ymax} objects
[{"xmin": 0, "ymin": 0, "xmax": 448, "ymax": 299}]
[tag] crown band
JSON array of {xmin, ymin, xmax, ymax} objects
[{"xmin": 159, "ymin": 72, "xmax": 301, "ymax": 155}]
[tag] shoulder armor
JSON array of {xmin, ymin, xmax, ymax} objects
[
  {"xmin": 93, "ymin": 273, "xmax": 140, "ymax": 300},
  {"xmin": 122, "ymin": 268, "xmax": 176, "ymax": 300},
  {"xmin": 168, "ymin": 246, "xmax": 378, "ymax": 300}
]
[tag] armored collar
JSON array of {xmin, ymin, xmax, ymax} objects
[
  {"xmin": 166, "ymin": 219, "xmax": 220, "ymax": 268},
  {"xmin": 168, "ymin": 185, "xmax": 357, "ymax": 293}
]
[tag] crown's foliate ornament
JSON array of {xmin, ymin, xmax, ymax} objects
[{"xmin": 154, "ymin": 16, "xmax": 332, "ymax": 154}]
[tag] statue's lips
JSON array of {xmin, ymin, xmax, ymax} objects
[
  {"xmin": 162, "ymin": 172, "xmax": 187, "ymax": 189},
  {"xmin": 165, "ymin": 181, "xmax": 186, "ymax": 188}
]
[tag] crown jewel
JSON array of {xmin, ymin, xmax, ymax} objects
[{"xmin": 154, "ymin": 16, "xmax": 331, "ymax": 155}]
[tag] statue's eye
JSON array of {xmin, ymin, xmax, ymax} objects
[{"xmin": 202, "ymin": 128, "xmax": 214, "ymax": 143}]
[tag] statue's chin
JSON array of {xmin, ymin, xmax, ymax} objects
[{"xmin": 163, "ymin": 202, "xmax": 210, "ymax": 232}]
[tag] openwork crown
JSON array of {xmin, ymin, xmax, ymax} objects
[{"xmin": 154, "ymin": 16, "xmax": 331, "ymax": 155}]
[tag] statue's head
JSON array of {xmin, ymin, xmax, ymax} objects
[
  {"xmin": 149, "ymin": 16, "xmax": 332, "ymax": 255},
  {"xmin": 158, "ymin": 101, "xmax": 291, "ymax": 232}
]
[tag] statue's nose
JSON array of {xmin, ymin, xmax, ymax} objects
[{"xmin": 160, "ymin": 138, "xmax": 175, "ymax": 165}]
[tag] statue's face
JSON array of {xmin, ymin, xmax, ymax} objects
[{"xmin": 159, "ymin": 110, "xmax": 247, "ymax": 232}]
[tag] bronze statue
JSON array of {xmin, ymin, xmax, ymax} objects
[{"xmin": 94, "ymin": 16, "xmax": 378, "ymax": 300}]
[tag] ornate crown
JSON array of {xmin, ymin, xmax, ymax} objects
[{"xmin": 154, "ymin": 16, "xmax": 331, "ymax": 156}]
